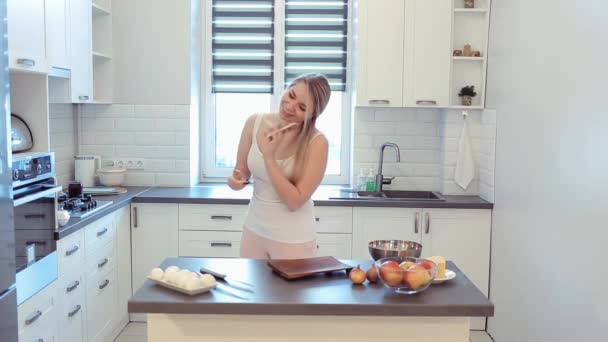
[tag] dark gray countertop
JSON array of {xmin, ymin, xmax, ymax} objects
[
  {"xmin": 54, "ymin": 186, "xmax": 151, "ymax": 240},
  {"xmin": 134, "ymin": 185, "xmax": 493, "ymax": 209},
  {"xmin": 128, "ymin": 258, "xmax": 494, "ymax": 317}
]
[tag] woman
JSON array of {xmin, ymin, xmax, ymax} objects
[{"xmin": 227, "ymin": 74, "xmax": 331, "ymax": 260}]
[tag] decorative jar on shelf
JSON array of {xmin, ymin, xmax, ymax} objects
[
  {"xmin": 462, "ymin": 96, "xmax": 473, "ymax": 106},
  {"xmin": 464, "ymin": 0, "xmax": 474, "ymax": 8}
]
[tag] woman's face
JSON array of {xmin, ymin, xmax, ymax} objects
[{"xmin": 279, "ymin": 82, "xmax": 310, "ymax": 124}]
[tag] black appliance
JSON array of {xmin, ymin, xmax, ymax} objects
[
  {"xmin": 0, "ymin": 0, "xmax": 18, "ymax": 339},
  {"xmin": 12, "ymin": 152, "xmax": 62, "ymax": 305},
  {"xmin": 58, "ymin": 192, "xmax": 113, "ymax": 219}
]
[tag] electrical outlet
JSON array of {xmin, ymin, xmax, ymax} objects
[{"xmin": 112, "ymin": 158, "xmax": 145, "ymax": 170}]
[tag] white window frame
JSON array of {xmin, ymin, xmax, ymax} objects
[{"xmin": 200, "ymin": 0, "xmax": 352, "ymax": 184}]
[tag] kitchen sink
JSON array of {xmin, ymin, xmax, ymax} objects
[{"xmin": 329, "ymin": 190, "xmax": 445, "ymax": 201}]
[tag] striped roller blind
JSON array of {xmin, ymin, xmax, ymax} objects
[
  {"xmin": 212, "ymin": 0, "xmax": 275, "ymax": 93},
  {"xmin": 284, "ymin": 0, "xmax": 349, "ymax": 91}
]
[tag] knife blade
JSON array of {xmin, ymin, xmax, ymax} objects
[
  {"xmin": 213, "ymin": 283, "xmax": 250, "ymax": 301},
  {"xmin": 200, "ymin": 266, "xmax": 254, "ymax": 289}
]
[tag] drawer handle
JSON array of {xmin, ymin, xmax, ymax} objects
[
  {"xmin": 17, "ymin": 58, "xmax": 36, "ymax": 66},
  {"xmin": 414, "ymin": 212, "xmax": 419, "ymax": 234},
  {"xmin": 24, "ymin": 214, "xmax": 45, "ymax": 219},
  {"xmin": 416, "ymin": 100, "xmax": 437, "ymax": 105},
  {"xmin": 99, "ymin": 279, "xmax": 110, "ymax": 290},
  {"xmin": 66, "ymin": 280, "xmax": 80, "ymax": 293},
  {"xmin": 425, "ymin": 212, "xmax": 430, "ymax": 234},
  {"xmin": 97, "ymin": 258, "xmax": 108, "ymax": 268},
  {"xmin": 37, "ymin": 339, "xmax": 44, "ymax": 342},
  {"xmin": 211, "ymin": 215, "xmax": 232, "ymax": 221},
  {"xmin": 68, "ymin": 304, "xmax": 81, "ymax": 318},
  {"xmin": 210, "ymin": 242, "xmax": 232, "ymax": 248},
  {"xmin": 96, "ymin": 227, "xmax": 108, "ymax": 237},
  {"xmin": 368, "ymin": 99, "xmax": 389, "ymax": 105},
  {"xmin": 65, "ymin": 245, "xmax": 79, "ymax": 256},
  {"xmin": 133, "ymin": 206, "xmax": 138, "ymax": 228},
  {"xmin": 25, "ymin": 310, "xmax": 42, "ymax": 325},
  {"xmin": 315, "ymin": 217, "xmax": 320, "ymax": 222},
  {"xmin": 78, "ymin": 95, "xmax": 89, "ymax": 101}
]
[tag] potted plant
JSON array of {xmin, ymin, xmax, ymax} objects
[
  {"xmin": 458, "ymin": 85, "xmax": 477, "ymax": 106},
  {"xmin": 464, "ymin": 0, "xmax": 474, "ymax": 8}
]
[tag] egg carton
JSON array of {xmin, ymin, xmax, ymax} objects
[{"xmin": 147, "ymin": 276, "xmax": 217, "ymax": 296}]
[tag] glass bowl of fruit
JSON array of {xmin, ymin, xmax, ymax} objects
[{"xmin": 374, "ymin": 257, "xmax": 437, "ymax": 294}]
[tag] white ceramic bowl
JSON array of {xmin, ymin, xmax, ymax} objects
[{"xmin": 97, "ymin": 167, "xmax": 126, "ymax": 186}]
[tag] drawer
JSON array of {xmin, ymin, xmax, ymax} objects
[
  {"xmin": 57, "ymin": 229, "xmax": 85, "ymax": 272},
  {"xmin": 314, "ymin": 206, "xmax": 353, "ymax": 233},
  {"xmin": 86, "ymin": 268, "xmax": 117, "ymax": 342},
  {"xmin": 58, "ymin": 274, "xmax": 86, "ymax": 342},
  {"xmin": 58, "ymin": 271, "xmax": 85, "ymax": 304},
  {"xmin": 18, "ymin": 280, "xmax": 59, "ymax": 339},
  {"xmin": 179, "ymin": 230, "xmax": 242, "ymax": 258},
  {"xmin": 85, "ymin": 214, "xmax": 115, "ymax": 254},
  {"xmin": 316, "ymin": 233, "xmax": 352, "ymax": 259},
  {"xmin": 179, "ymin": 204, "xmax": 247, "ymax": 231},
  {"xmin": 85, "ymin": 238, "xmax": 116, "ymax": 280}
]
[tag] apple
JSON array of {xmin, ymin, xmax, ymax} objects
[
  {"xmin": 404, "ymin": 265, "xmax": 431, "ymax": 290},
  {"xmin": 379, "ymin": 261, "xmax": 402, "ymax": 287},
  {"xmin": 419, "ymin": 259, "xmax": 436, "ymax": 271},
  {"xmin": 399, "ymin": 261, "xmax": 415, "ymax": 270}
]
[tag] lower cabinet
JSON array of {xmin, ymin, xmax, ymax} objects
[
  {"xmin": 85, "ymin": 269, "xmax": 117, "ymax": 342},
  {"xmin": 17, "ymin": 281, "xmax": 59, "ymax": 342}
]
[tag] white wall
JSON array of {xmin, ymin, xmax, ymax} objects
[
  {"xmin": 49, "ymin": 104, "xmax": 77, "ymax": 187},
  {"xmin": 486, "ymin": 1, "xmax": 608, "ymax": 341}
]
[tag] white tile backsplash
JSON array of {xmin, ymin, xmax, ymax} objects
[
  {"xmin": 78, "ymin": 104, "xmax": 191, "ymax": 186},
  {"xmin": 49, "ymin": 104, "xmax": 77, "ymax": 188}
]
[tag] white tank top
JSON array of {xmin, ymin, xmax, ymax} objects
[{"xmin": 243, "ymin": 114, "xmax": 318, "ymax": 243}]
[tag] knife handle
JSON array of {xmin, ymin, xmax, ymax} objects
[{"xmin": 200, "ymin": 267, "xmax": 226, "ymax": 280}]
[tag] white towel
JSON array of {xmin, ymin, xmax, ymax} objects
[{"xmin": 454, "ymin": 120, "xmax": 475, "ymax": 189}]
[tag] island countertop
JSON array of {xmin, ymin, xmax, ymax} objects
[{"xmin": 128, "ymin": 257, "xmax": 494, "ymax": 317}]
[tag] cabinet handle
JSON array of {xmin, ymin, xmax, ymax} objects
[
  {"xmin": 25, "ymin": 310, "xmax": 42, "ymax": 325},
  {"xmin": 68, "ymin": 305, "xmax": 81, "ymax": 318},
  {"xmin": 368, "ymin": 99, "xmax": 390, "ymax": 105},
  {"xmin": 37, "ymin": 339, "xmax": 44, "ymax": 342},
  {"xmin": 78, "ymin": 95, "xmax": 89, "ymax": 101},
  {"xmin": 96, "ymin": 227, "xmax": 108, "ymax": 237},
  {"xmin": 315, "ymin": 217, "xmax": 320, "ymax": 222},
  {"xmin": 414, "ymin": 212, "xmax": 419, "ymax": 234},
  {"xmin": 97, "ymin": 258, "xmax": 109, "ymax": 268},
  {"xmin": 66, "ymin": 280, "xmax": 80, "ymax": 293},
  {"xmin": 416, "ymin": 100, "xmax": 437, "ymax": 105},
  {"xmin": 211, "ymin": 215, "xmax": 232, "ymax": 221},
  {"xmin": 24, "ymin": 214, "xmax": 45, "ymax": 219},
  {"xmin": 17, "ymin": 58, "xmax": 36, "ymax": 67},
  {"xmin": 210, "ymin": 242, "xmax": 232, "ymax": 248},
  {"xmin": 133, "ymin": 207, "xmax": 138, "ymax": 228},
  {"xmin": 99, "ymin": 279, "xmax": 110, "ymax": 290},
  {"xmin": 316, "ymin": 244, "xmax": 320, "ymax": 249},
  {"xmin": 65, "ymin": 245, "xmax": 79, "ymax": 256},
  {"xmin": 425, "ymin": 212, "xmax": 430, "ymax": 234}
]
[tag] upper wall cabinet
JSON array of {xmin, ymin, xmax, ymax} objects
[
  {"xmin": 8, "ymin": 0, "xmax": 49, "ymax": 74},
  {"xmin": 46, "ymin": 0, "xmax": 71, "ymax": 70},
  {"xmin": 355, "ymin": 0, "xmax": 457, "ymax": 108},
  {"xmin": 69, "ymin": 0, "xmax": 93, "ymax": 103}
]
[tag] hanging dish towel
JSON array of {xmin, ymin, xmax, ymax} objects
[{"xmin": 454, "ymin": 120, "xmax": 475, "ymax": 189}]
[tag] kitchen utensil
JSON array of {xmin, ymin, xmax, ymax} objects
[
  {"xmin": 57, "ymin": 209, "xmax": 70, "ymax": 227},
  {"xmin": 266, "ymin": 256, "xmax": 354, "ymax": 280},
  {"xmin": 199, "ymin": 266, "xmax": 254, "ymax": 289},
  {"xmin": 432, "ymin": 269, "xmax": 456, "ymax": 284},
  {"xmin": 67, "ymin": 181, "xmax": 83, "ymax": 198},
  {"xmin": 75, "ymin": 155, "xmax": 101, "ymax": 187},
  {"xmin": 96, "ymin": 167, "xmax": 126, "ymax": 186},
  {"xmin": 83, "ymin": 186, "xmax": 128, "ymax": 195},
  {"xmin": 375, "ymin": 256, "xmax": 437, "ymax": 294},
  {"xmin": 368, "ymin": 240, "xmax": 423, "ymax": 261},
  {"xmin": 10, "ymin": 114, "xmax": 33, "ymax": 152}
]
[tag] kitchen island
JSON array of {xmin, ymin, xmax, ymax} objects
[{"xmin": 129, "ymin": 258, "xmax": 493, "ymax": 342}]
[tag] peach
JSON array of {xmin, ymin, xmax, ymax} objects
[
  {"xmin": 379, "ymin": 261, "xmax": 402, "ymax": 287},
  {"xmin": 404, "ymin": 265, "xmax": 431, "ymax": 290}
]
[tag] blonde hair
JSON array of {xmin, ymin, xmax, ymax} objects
[{"xmin": 287, "ymin": 74, "xmax": 331, "ymax": 182}]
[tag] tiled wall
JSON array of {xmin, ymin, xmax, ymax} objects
[
  {"xmin": 49, "ymin": 104, "xmax": 77, "ymax": 188},
  {"xmin": 479, "ymin": 109, "xmax": 496, "ymax": 202},
  {"xmin": 79, "ymin": 104, "xmax": 191, "ymax": 186}
]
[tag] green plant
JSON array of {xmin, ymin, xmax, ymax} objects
[{"xmin": 458, "ymin": 85, "xmax": 477, "ymax": 97}]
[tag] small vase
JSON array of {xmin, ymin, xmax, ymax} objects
[
  {"xmin": 462, "ymin": 95, "xmax": 473, "ymax": 106},
  {"xmin": 464, "ymin": 0, "xmax": 474, "ymax": 8}
]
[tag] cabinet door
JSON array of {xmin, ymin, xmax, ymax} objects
[
  {"xmin": 58, "ymin": 272, "xmax": 85, "ymax": 342},
  {"xmin": 420, "ymin": 208, "xmax": 491, "ymax": 330},
  {"xmin": 316, "ymin": 233, "xmax": 352, "ymax": 259},
  {"xmin": 352, "ymin": 207, "xmax": 421, "ymax": 259},
  {"xmin": 355, "ymin": 0, "xmax": 405, "ymax": 107},
  {"xmin": 86, "ymin": 269, "xmax": 117, "ymax": 342},
  {"xmin": 115, "ymin": 205, "xmax": 132, "ymax": 330},
  {"xmin": 404, "ymin": 0, "xmax": 452, "ymax": 107},
  {"xmin": 179, "ymin": 230, "xmax": 242, "ymax": 258},
  {"xmin": 70, "ymin": 0, "xmax": 92, "ymax": 102},
  {"xmin": 17, "ymin": 281, "xmax": 59, "ymax": 341},
  {"xmin": 314, "ymin": 206, "xmax": 353, "ymax": 234},
  {"xmin": 46, "ymin": 0, "xmax": 71, "ymax": 69},
  {"xmin": 7, "ymin": 0, "xmax": 48, "ymax": 73}
]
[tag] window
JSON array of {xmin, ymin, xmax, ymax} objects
[{"xmin": 203, "ymin": 0, "xmax": 351, "ymax": 183}]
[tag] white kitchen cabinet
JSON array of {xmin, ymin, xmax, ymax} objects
[
  {"xmin": 314, "ymin": 206, "xmax": 353, "ymax": 234},
  {"xmin": 86, "ymin": 268, "xmax": 117, "ymax": 342},
  {"xmin": 131, "ymin": 203, "xmax": 178, "ymax": 321},
  {"xmin": 316, "ymin": 233, "xmax": 352, "ymax": 259},
  {"xmin": 355, "ymin": 0, "xmax": 452, "ymax": 108},
  {"xmin": 7, "ymin": 0, "xmax": 49, "ymax": 74},
  {"xmin": 69, "ymin": 0, "xmax": 93, "ymax": 102},
  {"xmin": 57, "ymin": 229, "xmax": 86, "ymax": 342},
  {"xmin": 114, "ymin": 205, "xmax": 132, "ymax": 333},
  {"xmin": 46, "ymin": 0, "xmax": 71, "ymax": 70},
  {"xmin": 179, "ymin": 204, "xmax": 247, "ymax": 232},
  {"xmin": 17, "ymin": 281, "xmax": 59, "ymax": 342},
  {"xmin": 179, "ymin": 230, "xmax": 242, "ymax": 258}
]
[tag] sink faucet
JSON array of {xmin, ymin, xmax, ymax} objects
[{"xmin": 375, "ymin": 142, "xmax": 401, "ymax": 192}]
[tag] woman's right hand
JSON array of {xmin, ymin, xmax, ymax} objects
[{"xmin": 228, "ymin": 168, "xmax": 249, "ymax": 190}]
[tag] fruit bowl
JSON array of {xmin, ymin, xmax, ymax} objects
[
  {"xmin": 375, "ymin": 257, "xmax": 437, "ymax": 294},
  {"xmin": 368, "ymin": 240, "xmax": 423, "ymax": 261}
]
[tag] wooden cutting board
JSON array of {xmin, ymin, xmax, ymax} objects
[{"xmin": 267, "ymin": 256, "xmax": 354, "ymax": 280}]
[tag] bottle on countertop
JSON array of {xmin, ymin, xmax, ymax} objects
[
  {"xmin": 356, "ymin": 168, "xmax": 368, "ymax": 191},
  {"xmin": 366, "ymin": 168, "xmax": 377, "ymax": 192}
]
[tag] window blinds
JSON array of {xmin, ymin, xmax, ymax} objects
[
  {"xmin": 284, "ymin": 0, "xmax": 348, "ymax": 91},
  {"xmin": 212, "ymin": 0, "xmax": 275, "ymax": 93}
]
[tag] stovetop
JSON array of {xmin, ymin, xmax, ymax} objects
[{"xmin": 58, "ymin": 194, "xmax": 114, "ymax": 219}]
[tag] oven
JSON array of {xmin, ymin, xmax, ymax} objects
[{"xmin": 12, "ymin": 152, "xmax": 62, "ymax": 305}]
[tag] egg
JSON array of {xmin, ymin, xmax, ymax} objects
[
  {"xmin": 184, "ymin": 277, "xmax": 201, "ymax": 291},
  {"xmin": 165, "ymin": 266, "xmax": 180, "ymax": 273},
  {"xmin": 149, "ymin": 268, "xmax": 164, "ymax": 281},
  {"xmin": 164, "ymin": 269, "xmax": 180, "ymax": 284},
  {"xmin": 200, "ymin": 274, "xmax": 216, "ymax": 287}
]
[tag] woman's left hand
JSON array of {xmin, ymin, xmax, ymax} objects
[{"xmin": 258, "ymin": 127, "xmax": 285, "ymax": 159}]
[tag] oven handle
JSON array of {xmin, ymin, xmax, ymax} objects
[{"xmin": 13, "ymin": 186, "xmax": 63, "ymax": 207}]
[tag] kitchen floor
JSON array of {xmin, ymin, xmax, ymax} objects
[{"xmin": 114, "ymin": 323, "xmax": 494, "ymax": 342}]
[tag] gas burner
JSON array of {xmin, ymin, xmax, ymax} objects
[{"xmin": 58, "ymin": 195, "xmax": 113, "ymax": 219}]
